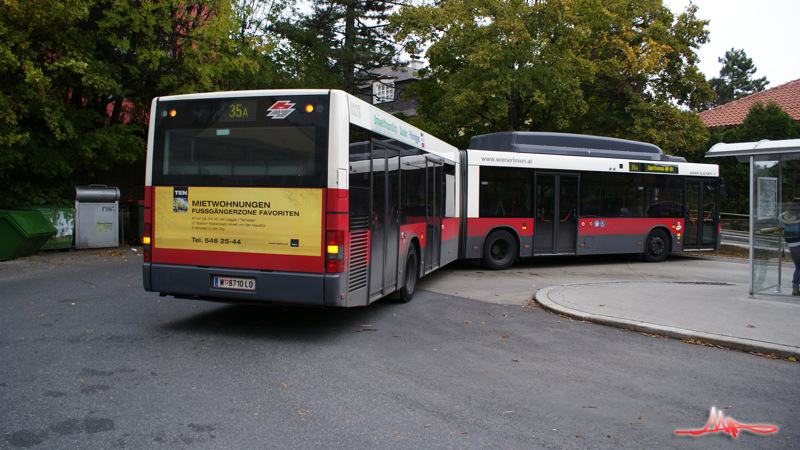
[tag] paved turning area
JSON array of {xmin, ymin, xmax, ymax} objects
[
  {"xmin": 419, "ymin": 255, "xmax": 800, "ymax": 359},
  {"xmin": 535, "ymin": 281, "xmax": 800, "ymax": 358}
]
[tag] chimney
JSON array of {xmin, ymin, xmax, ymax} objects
[{"xmin": 410, "ymin": 59, "xmax": 424, "ymax": 71}]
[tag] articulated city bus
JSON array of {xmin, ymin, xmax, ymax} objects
[
  {"xmin": 461, "ymin": 132, "xmax": 721, "ymax": 269},
  {"xmin": 143, "ymin": 91, "xmax": 720, "ymax": 307},
  {"xmin": 142, "ymin": 89, "xmax": 460, "ymax": 307}
]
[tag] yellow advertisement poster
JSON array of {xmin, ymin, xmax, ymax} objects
[{"xmin": 155, "ymin": 186, "xmax": 322, "ymax": 256}]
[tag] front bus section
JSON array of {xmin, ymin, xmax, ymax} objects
[
  {"xmin": 142, "ymin": 90, "xmax": 349, "ymax": 307},
  {"xmin": 461, "ymin": 132, "xmax": 721, "ymax": 269}
]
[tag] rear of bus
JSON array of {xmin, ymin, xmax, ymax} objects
[{"xmin": 142, "ymin": 90, "xmax": 349, "ymax": 307}]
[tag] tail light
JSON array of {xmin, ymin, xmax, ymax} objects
[
  {"xmin": 326, "ymin": 230, "xmax": 344, "ymax": 273},
  {"xmin": 143, "ymin": 222, "xmax": 152, "ymax": 262}
]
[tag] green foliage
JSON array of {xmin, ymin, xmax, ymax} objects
[
  {"xmin": 392, "ymin": 0, "xmax": 712, "ymax": 156},
  {"xmin": 704, "ymin": 48, "xmax": 768, "ymax": 109},
  {"xmin": 709, "ymin": 102, "xmax": 800, "ymax": 214},
  {"xmin": 4, "ymin": 0, "xmax": 774, "ymax": 211},
  {"xmin": 279, "ymin": 0, "xmax": 398, "ymax": 92},
  {"xmin": 739, "ymin": 102, "xmax": 799, "ymax": 141},
  {"xmin": 0, "ymin": 0, "xmax": 284, "ymax": 207}
]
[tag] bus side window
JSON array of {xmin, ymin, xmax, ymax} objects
[
  {"xmin": 580, "ymin": 172, "xmax": 602, "ymax": 217},
  {"xmin": 479, "ymin": 167, "xmax": 531, "ymax": 218}
]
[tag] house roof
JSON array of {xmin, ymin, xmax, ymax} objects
[
  {"xmin": 369, "ymin": 65, "xmax": 419, "ymax": 83},
  {"xmin": 698, "ymin": 78, "xmax": 800, "ymax": 128}
]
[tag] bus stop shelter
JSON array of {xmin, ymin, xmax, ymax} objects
[{"xmin": 706, "ymin": 138, "xmax": 800, "ymax": 297}]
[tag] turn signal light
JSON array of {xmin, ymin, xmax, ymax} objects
[
  {"xmin": 325, "ymin": 230, "xmax": 344, "ymax": 273},
  {"xmin": 143, "ymin": 223, "xmax": 152, "ymax": 262}
]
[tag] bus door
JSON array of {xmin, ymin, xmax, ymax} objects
[
  {"xmin": 534, "ymin": 174, "xmax": 579, "ymax": 254},
  {"xmin": 425, "ymin": 158, "xmax": 444, "ymax": 272},
  {"xmin": 369, "ymin": 144, "xmax": 401, "ymax": 298},
  {"xmin": 684, "ymin": 179, "xmax": 719, "ymax": 249}
]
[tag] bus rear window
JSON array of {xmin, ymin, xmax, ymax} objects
[{"xmin": 152, "ymin": 96, "xmax": 329, "ymax": 187}]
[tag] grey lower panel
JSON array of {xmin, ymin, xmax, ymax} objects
[
  {"xmin": 441, "ymin": 236, "xmax": 459, "ymax": 267},
  {"xmin": 462, "ymin": 233, "xmax": 532, "ymax": 260},
  {"xmin": 519, "ymin": 235, "xmax": 534, "ymax": 258},
  {"xmin": 464, "ymin": 236, "xmax": 482, "ymax": 259},
  {"xmin": 144, "ymin": 263, "xmax": 344, "ymax": 307},
  {"xmin": 576, "ymin": 234, "xmax": 645, "ymax": 256}
]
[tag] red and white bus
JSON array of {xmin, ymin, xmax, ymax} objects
[
  {"xmin": 142, "ymin": 90, "xmax": 720, "ymax": 307},
  {"xmin": 461, "ymin": 132, "xmax": 721, "ymax": 269},
  {"xmin": 142, "ymin": 90, "xmax": 460, "ymax": 307}
]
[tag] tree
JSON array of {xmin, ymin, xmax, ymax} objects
[
  {"xmin": 281, "ymin": 0, "xmax": 399, "ymax": 93},
  {"xmin": 391, "ymin": 0, "xmax": 713, "ymax": 154},
  {"xmin": 709, "ymin": 102, "xmax": 800, "ymax": 214},
  {"xmin": 223, "ymin": 0, "xmax": 293, "ymax": 90},
  {"xmin": 0, "ymin": 0, "xmax": 281, "ymax": 207},
  {"xmin": 704, "ymin": 48, "xmax": 768, "ymax": 109}
]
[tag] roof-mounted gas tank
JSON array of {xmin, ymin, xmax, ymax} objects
[{"xmin": 468, "ymin": 132, "xmax": 686, "ymax": 162}]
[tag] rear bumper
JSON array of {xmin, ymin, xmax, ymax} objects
[{"xmin": 143, "ymin": 263, "xmax": 345, "ymax": 307}]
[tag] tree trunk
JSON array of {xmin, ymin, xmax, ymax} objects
[
  {"xmin": 342, "ymin": 0, "xmax": 356, "ymax": 94},
  {"xmin": 109, "ymin": 98, "xmax": 123, "ymax": 125}
]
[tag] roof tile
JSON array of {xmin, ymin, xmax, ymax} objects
[{"xmin": 698, "ymin": 78, "xmax": 800, "ymax": 128}]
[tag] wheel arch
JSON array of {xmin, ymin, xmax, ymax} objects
[
  {"xmin": 480, "ymin": 226, "xmax": 522, "ymax": 259},
  {"xmin": 401, "ymin": 236, "xmax": 422, "ymax": 288},
  {"xmin": 645, "ymin": 225, "xmax": 673, "ymax": 253}
]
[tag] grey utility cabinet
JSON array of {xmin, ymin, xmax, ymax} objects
[{"xmin": 75, "ymin": 185, "xmax": 120, "ymax": 249}]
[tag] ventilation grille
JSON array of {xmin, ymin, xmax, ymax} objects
[{"xmin": 348, "ymin": 215, "xmax": 369, "ymax": 292}]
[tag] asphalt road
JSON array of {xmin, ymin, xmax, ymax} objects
[{"xmin": 1, "ymin": 250, "xmax": 798, "ymax": 449}]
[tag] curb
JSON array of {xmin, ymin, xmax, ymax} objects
[{"xmin": 534, "ymin": 284, "xmax": 800, "ymax": 360}]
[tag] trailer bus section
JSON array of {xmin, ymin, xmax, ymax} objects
[
  {"xmin": 460, "ymin": 132, "xmax": 721, "ymax": 270},
  {"xmin": 142, "ymin": 89, "xmax": 460, "ymax": 307}
]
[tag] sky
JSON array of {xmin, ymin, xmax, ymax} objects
[{"xmin": 665, "ymin": 0, "xmax": 800, "ymax": 87}]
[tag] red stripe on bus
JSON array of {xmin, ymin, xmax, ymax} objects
[
  {"xmin": 144, "ymin": 186, "xmax": 152, "ymax": 209},
  {"xmin": 326, "ymin": 189, "xmax": 348, "ymax": 212},
  {"xmin": 400, "ymin": 223, "xmax": 427, "ymax": 248},
  {"xmin": 466, "ymin": 217, "xmax": 534, "ymax": 238},
  {"xmin": 578, "ymin": 218, "xmax": 683, "ymax": 236},
  {"xmin": 442, "ymin": 218, "xmax": 460, "ymax": 240},
  {"xmin": 152, "ymin": 248, "xmax": 325, "ymax": 273}
]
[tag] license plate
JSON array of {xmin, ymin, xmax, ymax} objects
[{"xmin": 212, "ymin": 276, "xmax": 256, "ymax": 291}]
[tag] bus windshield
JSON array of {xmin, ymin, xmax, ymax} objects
[{"xmin": 152, "ymin": 95, "xmax": 329, "ymax": 187}]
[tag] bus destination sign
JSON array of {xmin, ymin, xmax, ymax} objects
[
  {"xmin": 219, "ymin": 100, "xmax": 257, "ymax": 122},
  {"xmin": 629, "ymin": 162, "xmax": 678, "ymax": 174}
]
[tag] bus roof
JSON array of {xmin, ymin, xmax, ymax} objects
[{"xmin": 469, "ymin": 132, "xmax": 686, "ymax": 163}]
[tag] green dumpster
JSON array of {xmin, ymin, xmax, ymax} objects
[
  {"xmin": 0, "ymin": 210, "xmax": 57, "ymax": 261},
  {"xmin": 24, "ymin": 206, "xmax": 75, "ymax": 250}
]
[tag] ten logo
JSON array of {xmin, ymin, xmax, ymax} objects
[{"xmin": 173, "ymin": 187, "xmax": 188, "ymax": 213}]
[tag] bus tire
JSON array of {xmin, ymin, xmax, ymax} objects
[
  {"xmin": 483, "ymin": 230, "xmax": 517, "ymax": 270},
  {"xmin": 643, "ymin": 229, "xmax": 669, "ymax": 262},
  {"xmin": 398, "ymin": 246, "xmax": 418, "ymax": 303}
]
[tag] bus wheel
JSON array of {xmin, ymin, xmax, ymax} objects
[
  {"xmin": 483, "ymin": 230, "xmax": 517, "ymax": 270},
  {"xmin": 643, "ymin": 229, "xmax": 669, "ymax": 262},
  {"xmin": 398, "ymin": 246, "xmax": 418, "ymax": 303}
]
